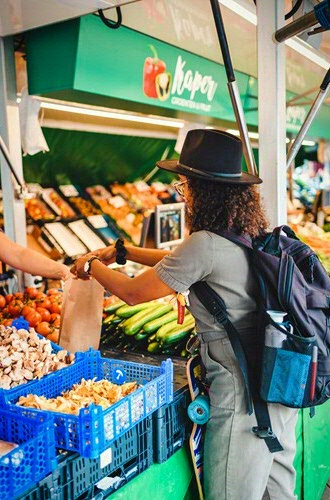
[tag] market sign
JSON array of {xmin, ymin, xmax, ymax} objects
[
  {"xmin": 26, "ymin": 15, "xmax": 330, "ymax": 139},
  {"xmin": 26, "ymin": 15, "xmax": 252, "ymax": 123}
]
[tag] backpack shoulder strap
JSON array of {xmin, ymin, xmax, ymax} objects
[
  {"xmin": 211, "ymin": 229, "xmax": 254, "ymax": 249},
  {"xmin": 191, "ymin": 280, "xmax": 283, "ymax": 453}
]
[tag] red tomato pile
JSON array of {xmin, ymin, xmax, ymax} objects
[{"xmin": 0, "ymin": 287, "xmax": 62, "ymax": 343}]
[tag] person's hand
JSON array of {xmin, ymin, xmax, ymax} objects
[
  {"xmin": 72, "ymin": 255, "xmax": 93, "ymax": 280},
  {"xmin": 91, "ymin": 245, "xmax": 116, "ymax": 266},
  {"xmin": 60, "ymin": 265, "xmax": 71, "ymax": 281}
]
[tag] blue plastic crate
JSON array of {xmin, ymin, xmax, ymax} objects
[
  {"xmin": 21, "ymin": 416, "xmax": 153, "ymax": 500},
  {"xmin": 1, "ymin": 349, "xmax": 173, "ymax": 458},
  {"xmin": 0, "ymin": 407, "xmax": 56, "ymax": 499}
]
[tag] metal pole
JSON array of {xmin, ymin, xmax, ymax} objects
[
  {"xmin": 274, "ymin": 10, "xmax": 317, "ymax": 43},
  {"xmin": 210, "ymin": 0, "xmax": 257, "ymax": 176},
  {"xmin": 257, "ymin": 0, "xmax": 287, "ymax": 227},
  {"xmin": 286, "ymin": 68, "xmax": 330, "ymax": 169}
]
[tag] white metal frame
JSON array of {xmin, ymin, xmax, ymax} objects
[{"xmin": 257, "ymin": 0, "xmax": 287, "ymax": 228}]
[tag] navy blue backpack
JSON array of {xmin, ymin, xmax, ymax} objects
[{"xmin": 192, "ymin": 225, "xmax": 330, "ymax": 452}]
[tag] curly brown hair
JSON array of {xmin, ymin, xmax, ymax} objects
[{"xmin": 186, "ymin": 177, "xmax": 269, "ymax": 238}]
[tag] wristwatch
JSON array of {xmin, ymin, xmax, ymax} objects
[{"xmin": 83, "ymin": 256, "xmax": 101, "ymax": 275}]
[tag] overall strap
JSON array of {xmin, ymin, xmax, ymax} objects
[{"xmin": 192, "ymin": 280, "xmax": 283, "ymax": 453}]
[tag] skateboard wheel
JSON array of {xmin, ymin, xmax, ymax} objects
[{"xmin": 188, "ymin": 395, "xmax": 210, "ymax": 424}]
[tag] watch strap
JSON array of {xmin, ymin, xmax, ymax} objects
[
  {"xmin": 85, "ymin": 256, "xmax": 101, "ymax": 275},
  {"xmin": 115, "ymin": 238, "xmax": 127, "ymax": 265}
]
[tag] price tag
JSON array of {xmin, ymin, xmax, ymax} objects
[
  {"xmin": 100, "ymin": 447, "xmax": 112, "ymax": 469},
  {"xmin": 108, "ymin": 196, "xmax": 127, "ymax": 209},
  {"xmin": 135, "ymin": 180, "xmax": 149, "ymax": 192}
]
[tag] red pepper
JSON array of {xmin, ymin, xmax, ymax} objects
[
  {"xmin": 143, "ymin": 45, "xmax": 166, "ymax": 98},
  {"xmin": 177, "ymin": 294, "xmax": 185, "ymax": 325}
]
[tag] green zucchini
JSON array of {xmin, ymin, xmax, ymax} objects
[
  {"xmin": 148, "ymin": 333, "xmax": 156, "ymax": 343},
  {"xmin": 160, "ymin": 321, "xmax": 195, "ymax": 346},
  {"xmin": 147, "ymin": 342, "xmax": 161, "ymax": 353},
  {"xmin": 121, "ymin": 304, "xmax": 160, "ymax": 331},
  {"xmin": 124, "ymin": 303, "xmax": 172, "ymax": 336},
  {"xmin": 104, "ymin": 300, "xmax": 125, "ymax": 314},
  {"xmin": 143, "ymin": 309, "xmax": 178, "ymax": 334},
  {"xmin": 111, "ymin": 316, "xmax": 124, "ymax": 325},
  {"xmin": 135, "ymin": 331, "xmax": 150, "ymax": 341},
  {"xmin": 116, "ymin": 301, "xmax": 159, "ymax": 318},
  {"xmin": 103, "ymin": 313, "xmax": 115, "ymax": 325},
  {"xmin": 155, "ymin": 314, "xmax": 194, "ymax": 341}
]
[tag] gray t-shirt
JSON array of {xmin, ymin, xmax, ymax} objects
[{"xmin": 155, "ymin": 230, "xmax": 259, "ymax": 337}]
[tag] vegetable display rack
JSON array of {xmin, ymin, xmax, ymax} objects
[
  {"xmin": 0, "ymin": 408, "xmax": 56, "ymax": 499},
  {"xmin": 0, "ymin": 349, "xmax": 173, "ymax": 459}
]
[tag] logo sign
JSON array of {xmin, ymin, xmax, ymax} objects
[{"xmin": 142, "ymin": 47, "xmax": 218, "ymax": 113}]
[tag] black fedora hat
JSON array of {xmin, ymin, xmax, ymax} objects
[{"xmin": 157, "ymin": 129, "xmax": 262, "ymax": 185}]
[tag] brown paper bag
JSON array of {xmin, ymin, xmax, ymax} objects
[{"xmin": 59, "ymin": 277, "xmax": 104, "ymax": 352}]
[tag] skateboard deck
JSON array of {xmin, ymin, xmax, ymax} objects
[{"xmin": 186, "ymin": 354, "xmax": 208, "ymax": 500}]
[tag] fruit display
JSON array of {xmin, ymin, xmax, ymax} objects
[
  {"xmin": 101, "ymin": 298, "xmax": 195, "ymax": 357},
  {"xmin": 67, "ymin": 197, "xmax": 101, "ymax": 217},
  {"xmin": 291, "ymin": 222, "xmax": 330, "ymax": 273},
  {"xmin": 0, "ymin": 326, "xmax": 74, "ymax": 389},
  {"xmin": 24, "ymin": 196, "xmax": 56, "ymax": 221},
  {"xmin": 0, "ymin": 287, "xmax": 62, "ymax": 344},
  {"xmin": 42, "ymin": 188, "xmax": 76, "ymax": 219},
  {"xmin": 86, "ymin": 185, "xmax": 143, "ymax": 244},
  {"xmin": 110, "ymin": 181, "xmax": 162, "ymax": 211}
]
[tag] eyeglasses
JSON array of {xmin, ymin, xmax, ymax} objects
[{"xmin": 173, "ymin": 180, "xmax": 187, "ymax": 197}]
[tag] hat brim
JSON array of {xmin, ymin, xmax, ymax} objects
[{"xmin": 156, "ymin": 159, "xmax": 262, "ymax": 185}]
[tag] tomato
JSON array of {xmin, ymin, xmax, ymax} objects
[
  {"xmin": 49, "ymin": 313, "xmax": 60, "ymax": 327},
  {"xmin": 47, "ymin": 288, "xmax": 61, "ymax": 296},
  {"xmin": 47, "ymin": 330, "xmax": 59, "ymax": 343},
  {"xmin": 25, "ymin": 311, "xmax": 42, "ymax": 327},
  {"xmin": 36, "ymin": 307, "xmax": 51, "ymax": 322},
  {"xmin": 0, "ymin": 295, "xmax": 6, "ymax": 310},
  {"xmin": 50, "ymin": 302, "xmax": 61, "ymax": 314},
  {"xmin": 3, "ymin": 318, "xmax": 13, "ymax": 327},
  {"xmin": 38, "ymin": 298, "xmax": 52, "ymax": 310},
  {"xmin": 35, "ymin": 321, "xmax": 51, "ymax": 337},
  {"xmin": 8, "ymin": 300, "xmax": 24, "ymax": 317},
  {"xmin": 5, "ymin": 294, "xmax": 13, "ymax": 304},
  {"xmin": 13, "ymin": 292, "xmax": 24, "ymax": 301},
  {"xmin": 24, "ymin": 287, "xmax": 39, "ymax": 299},
  {"xmin": 49, "ymin": 295, "xmax": 62, "ymax": 304},
  {"xmin": 35, "ymin": 292, "xmax": 46, "ymax": 301},
  {"xmin": 22, "ymin": 305, "xmax": 35, "ymax": 318}
]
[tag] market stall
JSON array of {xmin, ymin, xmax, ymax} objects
[{"xmin": 0, "ymin": 1, "xmax": 330, "ymax": 499}]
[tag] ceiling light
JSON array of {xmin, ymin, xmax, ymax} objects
[
  {"xmin": 226, "ymin": 128, "xmax": 259, "ymax": 140},
  {"xmin": 301, "ymin": 140, "xmax": 316, "ymax": 146},
  {"xmin": 286, "ymin": 38, "xmax": 329, "ymax": 70},
  {"xmin": 219, "ymin": 0, "xmax": 257, "ymax": 26},
  {"xmin": 40, "ymin": 102, "xmax": 185, "ymax": 129}
]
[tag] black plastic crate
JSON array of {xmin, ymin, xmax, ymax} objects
[
  {"xmin": 20, "ymin": 416, "xmax": 153, "ymax": 500},
  {"xmin": 153, "ymin": 386, "xmax": 192, "ymax": 463}
]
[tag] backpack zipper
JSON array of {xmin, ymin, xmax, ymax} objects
[{"xmin": 284, "ymin": 256, "xmax": 294, "ymax": 308}]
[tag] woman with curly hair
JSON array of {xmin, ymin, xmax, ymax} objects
[{"xmin": 74, "ymin": 129, "xmax": 298, "ymax": 500}]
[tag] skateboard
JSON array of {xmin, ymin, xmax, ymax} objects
[{"xmin": 186, "ymin": 354, "xmax": 210, "ymax": 500}]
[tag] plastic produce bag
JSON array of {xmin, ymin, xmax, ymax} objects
[{"xmin": 59, "ymin": 277, "xmax": 104, "ymax": 352}]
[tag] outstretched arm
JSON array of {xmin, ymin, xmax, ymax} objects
[
  {"xmin": 0, "ymin": 231, "xmax": 70, "ymax": 280},
  {"xmin": 74, "ymin": 256, "xmax": 174, "ymax": 305},
  {"xmin": 91, "ymin": 243, "xmax": 170, "ymax": 267}
]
